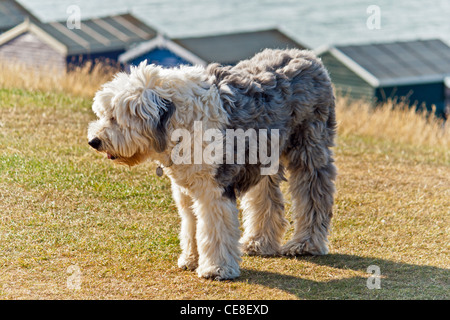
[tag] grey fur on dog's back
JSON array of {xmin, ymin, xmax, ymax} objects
[
  {"xmin": 208, "ymin": 48, "xmax": 336, "ymax": 195},
  {"xmin": 208, "ymin": 49, "xmax": 334, "ymax": 128}
]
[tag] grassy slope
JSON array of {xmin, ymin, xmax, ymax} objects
[{"xmin": 0, "ymin": 88, "xmax": 448, "ymax": 299}]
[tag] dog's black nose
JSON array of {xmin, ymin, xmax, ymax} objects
[{"xmin": 88, "ymin": 137, "xmax": 102, "ymax": 150}]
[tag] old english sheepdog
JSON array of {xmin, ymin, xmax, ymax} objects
[{"xmin": 88, "ymin": 48, "xmax": 337, "ymax": 280}]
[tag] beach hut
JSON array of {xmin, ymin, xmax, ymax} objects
[
  {"xmin": 0, "ymin": 13, "xmax": 157, "ymax": 70},
  {"xmin": 316, "ymin": 39, "xmax": 450, "ymax": 117},
  {"xmin": 0, "ymin": 0, "xmax": 39, "ymax": 33},
  {"xmin": 172, "ymin": 28, "xmax": 308, "ymax": 66},
  {"xmin": 119, "ymin": 34, "xmax": 206, "ymax": 68},
  {"xmin": 120, "ymin": 28, "xmax": 308, "ymax": 68}
]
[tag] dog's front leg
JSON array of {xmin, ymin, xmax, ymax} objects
[
  {"xmin": 192, "ymin": 186, "xmax": 241, "ymax": 280},
  {"xmin": 172, "ymin": 183, "xmax": 198, "ymax": 271}
]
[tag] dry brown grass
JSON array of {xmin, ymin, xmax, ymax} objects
[
  {"xmin": 336, "ymin": 97, "xmax": 449, "ymax": 149},
  {"xmin": 0, "ymin": 63, "xmax": 448, "ymax": 299},
  {"xmin": 0, "ymin": 60, "xmax": 117, "ymax": 98}
]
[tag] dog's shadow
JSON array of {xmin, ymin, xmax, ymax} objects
[{"xmin": 237, "ymin": 253, "xmax": 449, "ymax": 299}]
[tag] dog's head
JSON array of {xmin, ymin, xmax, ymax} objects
[{"xmin": 88, "ymin": 62, "xmax": 175, "ymax": 166}]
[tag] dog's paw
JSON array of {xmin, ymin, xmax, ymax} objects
[
  {"xmin": 241, "ymin": 237, "xmax": 280, "ymax": 257},
  {"xmin": 178, "ymin": 255, "xmax": 198, "ymax": 271},
  {"xmin": 281, "ymin": 239, "xmax": 329, "ymax": 256},
  {"xmin": 196, "ymin": 264, "xmax": 240, "ymax": 281}
]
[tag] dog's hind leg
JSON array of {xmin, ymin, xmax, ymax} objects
[
  {"xmin": 281, "ymin": 117, "xmax": 337, "ymax": 256},
  {"xmin": 240, "ymin": 172, "xmax": 288, "ymax": 256},
  {"xmin": 172, "ymin": 183, "xmax": 198, "ymax": 271}
]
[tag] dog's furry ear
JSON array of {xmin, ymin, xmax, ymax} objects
[
  {"xmin": 139, "ymin": 89, "xmax": 175, "ymax": 153},
  {"xmin": 152, "ymin": 98, "xmax": 175, "ymax": 153}
]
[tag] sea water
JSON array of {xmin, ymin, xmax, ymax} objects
[{"xmin": 18, "ymin": 0, "xmax": 450, "ymax": 49}]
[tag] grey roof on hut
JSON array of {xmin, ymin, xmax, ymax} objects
[
  {"xmin": 37, "ymin": 14, "xmax": 158, "ymax": 55},
  {"xmin": 0, "ymin": 13, "xmax": 158, "ymax": 56},
  {"xmin": 0, "ymin": 0, "xmax": 39, "ymax": 32},
  {"xmin": 172, "ymin": 28, "xmax": 308, "ymax": 65},
  {"xmin": 316, "ymin": 39, "xmax": 450, "ymax": 87}
]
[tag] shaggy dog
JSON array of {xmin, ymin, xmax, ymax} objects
[{"xmin": 88, "ymin": 48, "xmax": 337, "ymax": 280}]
